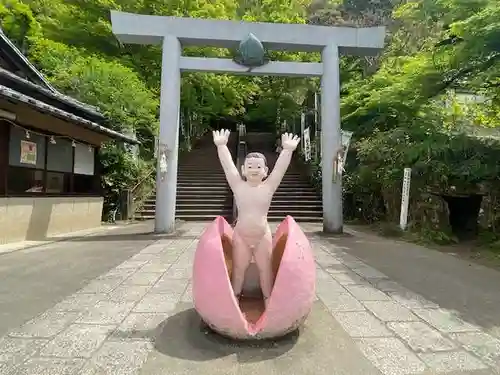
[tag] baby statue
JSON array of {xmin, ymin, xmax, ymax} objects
[{"xmin": 213, "ymin": 129, "xmax": 300, "ymax": 305}]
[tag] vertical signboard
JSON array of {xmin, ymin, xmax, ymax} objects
[
  {"xmin": 314, "ymin": 92, "xmax": 320, "ymax": 160},
  {"xmin": 154, "ymin": 136, "xmax": 158, "ymax": 158},
  {"xmin": 338, "ymin": 130, "xmax": 353, "ymax": 175},
  {"xmin": 400, "ymin": 167, "xmax": 412, "ymax": 230},
  {"xmin": 303, "ymin": 127, "xmax": 311, "ymax": 162},
  {"xmin": 300, "ymin": 112, "xmax": 305, "ymax": 153}
]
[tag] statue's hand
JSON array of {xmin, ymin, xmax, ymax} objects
[
  {"xmin": 281, "ymin": 133, "xmax": 300, "ymax": 151},
  {"xmin": 213, "ymin": 129, "xmax": 230, "ymax": 146}
]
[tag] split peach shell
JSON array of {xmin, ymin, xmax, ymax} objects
[{"xmin": 192, "ymin": 216, "xmax": 316, "ymax": 340}]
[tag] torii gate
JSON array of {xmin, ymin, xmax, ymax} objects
[{"xmin": 110, "ymin": 11, "xmax": 385, "ymax": 234}]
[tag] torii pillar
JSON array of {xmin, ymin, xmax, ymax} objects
[{"xmin": 110, "ymin": 11, "xmax": 385, "ymax": 234}]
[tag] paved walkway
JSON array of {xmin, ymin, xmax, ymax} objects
[
  {"xmin": 0, "ymin": 222, "xmax": 157, "ymax": 337},
  {"xmin": 0, "ymin": 221, "xmax": 499, "ymax": 375}
]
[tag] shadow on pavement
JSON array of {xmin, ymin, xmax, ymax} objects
[
  {"xmin": 42, "ymin": 226, "xmax": 196, "ymax": 243},
  {"xmin": 153, "ymin": 308, "xmax": 298, "ymax": 363},
  {"xmin": 307, "ymin": 230, "xmax": 353, "ymax": 239}
]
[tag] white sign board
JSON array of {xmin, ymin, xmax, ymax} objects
[
  {"xmin": 281, "ymin": 119, "xmax": 287, "ymax": 132},
  {"xmin": 300, "ymin": 113, "xmax": 306, "ymax": 153},
  {"xmin": 399, "ymin": 167, "xmax": 412, "ymax": 230},
  {"xmin": 337, "ymin": 130, "xmax": 353, "ymax": 175},
  {"xmin": 74, "ymin": 143, "xmax": 95, "ymax": 175},
  {"xmin": 154, "ymin": 136, "xmax": 159, "ymax": 158},
  {"xmin": 303, "ymin": 127, "xmax": 311, "ymax": 161}
]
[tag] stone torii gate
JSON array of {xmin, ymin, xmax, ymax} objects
[{"xmin": 110, "ymin": 11, "xmax": 385, "ymax": 234}]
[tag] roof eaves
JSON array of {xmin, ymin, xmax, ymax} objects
[
  {"xmin": 0, "ymin": 67, "xmax": 106, "ymax": 121},
  {"xmin": 0, "ymin": 28, "xmax": 55, "ymax": 91},
  {"xmin": 0, "ymin": 84, "xmax": 139, "ymax": 144}
]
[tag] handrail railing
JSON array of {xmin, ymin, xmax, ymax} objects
[
  {"xmin": 124, "ymin": 165, "xmax": 156, "ymax": 220},
  {"xmin": 131, "ymin": 167, "xmax": 155, "ymax": 195}
]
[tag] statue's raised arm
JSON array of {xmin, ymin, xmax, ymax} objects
[
  {"xmin": 265, "ymin": 133, "xmax": 300, "ymax": 192},
  {"xmin": 213, "ymin": 129, "xmax": 242, "ymax": 190}
]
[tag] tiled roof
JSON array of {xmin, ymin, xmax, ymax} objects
[{"xmin": 0, "ymin": 84, "xmax": 139, "ymax": 144}]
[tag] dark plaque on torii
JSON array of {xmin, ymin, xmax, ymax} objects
[{"xmin": 233, "ymin": 33, "xmax": 270, "ymax": 71}]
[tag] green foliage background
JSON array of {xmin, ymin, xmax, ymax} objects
[{"xmin": 1, "ymin": 0, "xmax": 499, "ymax": 239}]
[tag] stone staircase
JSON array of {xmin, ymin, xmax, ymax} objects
[
  {"xmin": 246, "ymin": 132, "xmax": 323, "ymax": 222},
  {"xmin": 135, "ymin": 134, "xmax": 234, "ymax": 221},
  {"xmin": 135, "ymin": 131, "xmax": 323, "ymax": 222}
]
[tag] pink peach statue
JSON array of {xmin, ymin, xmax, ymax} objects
[{"xmin": 192, "ymin": 130, "xmax": 316, "ymax": 339}]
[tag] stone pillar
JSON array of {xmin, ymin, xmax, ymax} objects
[
  {"xmin": 155, "ymin": 35, "xmax": 181, "ymax": 233},
  {"xmin": 320, "ymin": 44, "xmax": 343, "ymax": 233}
]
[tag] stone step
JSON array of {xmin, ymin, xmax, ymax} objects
[
  {"xmin": 177, "ymin": 175, "xmax": 308, "ymax": 181},
  {"xmin": 174, "ymin": 185, "xmax": 316, "ymax": 191},
  {"xmin": 145, "ymin": 196, "xmax": 319, "ymax": 204},
  {"xmin": 136, "ymin": 213, "xmax": 321, "ymax": 222},
  {"xmin": 139, "ymin": 209, "xmax": 233, "ymax": 216},
  {"xmin": 267, "ymin": 216, "xmax": 323, "ymax": 222},
  {"xmin": 178, "ymin": 171, "xmax": 304, "ymax": 176},
  {"xmin": 143, "ymin": 201, "xmax": 230, "ymax": 210},
  {"xmin": 139, "ymin": 206, "xmax": 232, "ymax": 213},
  {"xmin": 142, "ymin": 204, "xmax": 321, "ymax": 212},
  {"xmin": 167, "ymin": 208, "xmax": 231, "ymax": 214},
  {"xmin": 179, "ymin": 168, "xmax": 224, "ymax": 171},
  {"xmin": 177, "ymin": 209, "xmax": 232, "ymax": 215},
  {"xmin": 177, "ymin": 170, "xmax": 226, "ymax": 173},
  {"xmin": 147, "ymin": 193, "xmax": 320, "ymax": 201},
  {"xmin": 177, "ymin": 182, "xmax": 229, "ymax": 187},
  {"xmin": 176, "ymin": 193, "xmax": 229, "ymax": 198},
  {"xmin": 176, "ymin": 188, "xmax": 229, "ymax": 192},
  {"xmin": 270, "ymin": 199, "xmax": 322, "ymax": 205},
  {"xmin": 177, "ymin": 175, "xmax": 306, "ymax": 180},
  {"xmin": 179, "ymin": 168, "xmax": 225, "ymax": 172},
  {"xmin": 144, "ymin": 194, "xmax": 232, "ymax": 204},
  {"xmin": 274, "ymin": 190, "xmax": 319, "ymax": 194},
  {"xmin": 277, "ymin": 186, "xmax": 319, "ymax": 191},
  {"xmin": 177, "ymin": 203, "xmax": 232, "ymax": 208},
  {"xmin": 136, "ymin": 214, "xmax": 232, "ymax": 221},
  {"xmin": 175, "ymin": 187, "xmax": 231, "ymax": 193},
  {"xmin": 177, "ymin": 172, "xmax": 225, "ymax": 176},
  {"xmin": 174, "ymin": 193, "xmax": 230, "ymax": 198},
  {"xmin": 177, "ymin": 176, "xmax": 228, "ymax": 180},
  {"xmin": 268, "ymin": 204, "xmax": 322, "ymax": 210},
  {"xmin": 175, "ymin": 197, "xmax": 229, "ymax": 202},
  {"xmin": 144, "ymin": 201, "xmax": 322, "ymax": 208},
  {"xmin": 148, "ymin": 195, "xmax": 230, "ymax": 201},
  {"xmin": 268, "ymin": 210, "xmax": 323, "ymax": 217},
  {"xmin": 176, "ymin": 183, "xmax": 312, "ymax": 189},
  {"xmin": 140, "ymin": 208, "xmax": 321, "ymax": 217}
]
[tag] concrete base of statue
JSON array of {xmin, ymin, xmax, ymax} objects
[{"xmin": 192, "ymin": 216, "xmax": 316, "ymax": 340}]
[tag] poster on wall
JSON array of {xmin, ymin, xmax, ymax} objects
[
  {"xmin": 303, "ymin": 127, "xmax": 311, "ymax": 161},
  {"xmin": 20, "ymin": 140, "xmax": 37, "ymax": 165}
]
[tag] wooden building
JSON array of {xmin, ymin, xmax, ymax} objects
[{"xmin": 0, "ymin": 29, "xmax": 138, "ymax": 244}]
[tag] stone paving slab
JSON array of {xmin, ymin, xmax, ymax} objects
[{"xmin": 0, "ymin": 221, "xmax": 499, "ymax": 375}]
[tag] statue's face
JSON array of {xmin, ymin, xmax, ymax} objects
[{"xmin": 242, "ymin": 157, "xmax": 268, "ymax": 183}]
